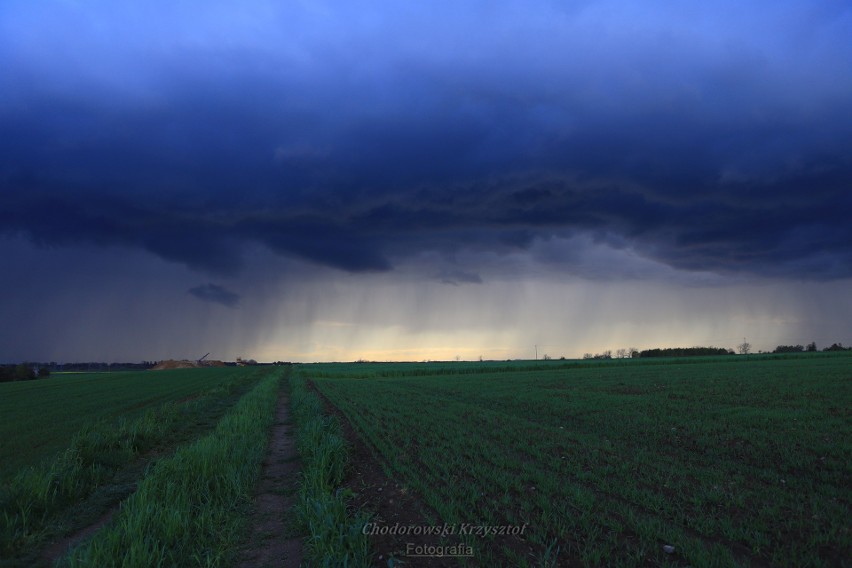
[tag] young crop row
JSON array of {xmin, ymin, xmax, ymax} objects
[
  {"xmin": 313, "ymin": 357, "xmax": 852, "ymax": 567},
  {"xmin": 290, "ymin": 373, "xmax": 371, "ymax": 566},
  {"xmin": 60, "ymin": 368, "xmax": 284, "ymax": 567},
  {"xmin": 0, "ymin": 368, "xmax": 268, "ymax": 564}
]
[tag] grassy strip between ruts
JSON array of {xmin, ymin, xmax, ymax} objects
[
  {"xmin": 59, "ymin": 368, "xmax": 283, "ymax": 567},
  {"xmin": 0, "ymin": 368, "xmax": 269, "ymax": 563},
  {"xmin": 291, "ymin": 373, "xmax": 371, "ymax": 566}
]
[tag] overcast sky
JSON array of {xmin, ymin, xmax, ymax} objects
[{"xmin": 2, "ymin": 1, "xmax": 851, "ymax": 362}]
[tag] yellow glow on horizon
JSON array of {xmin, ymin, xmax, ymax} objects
[{"xmin": 236, "ymin": 278, "xmax": 849, "ymax": 364}]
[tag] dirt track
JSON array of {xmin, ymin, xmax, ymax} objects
[{"xmin": 238, "ymin": 384, "xmax": 303, "ymax": 568}]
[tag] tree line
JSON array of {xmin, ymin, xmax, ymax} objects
[
  {"xmin": 0, "ymin": 363, "xmax": 50, "ymax": 382},
  {"xmin": 580, "ymin": 341, "xmax": 850, "ymax": 360},
  {"xmin": 773, "ymin": 342, "xmax": 850, "ymax": 353},
  {"xmin": 0, "ymin": 361, "xmax": 159, "ymax": 382},
  {"xmin": 582, "ymin": 346, "xmax": 732, "ymax": 359}
]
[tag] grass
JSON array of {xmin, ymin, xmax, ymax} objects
[
  {"xmin": 60, "ymin": 368, "xmax": 284, "ymax": 567},
  {"xmin": 0, "ymin": 367, "xmax": 270, "ymax": 566},
  {"xmin": 290, "ymin": 374, "xmax": 372, "ymax": 567},
  {"xmin": 304, "ymin": 351, "xmax": 846, "ymax": 381},
  {"xmin": 310, "ymin": 353, "xmax": 852, "ymax": 567},
  {"xmin": 0, "ymin": 367, "xmax": 259, "ymax": 476}
]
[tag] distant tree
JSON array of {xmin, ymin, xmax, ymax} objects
[
  {"xmin": 542, "ymin": 354, "xmax": 551, "ymax": 360},
  {"xmin": 13, "ymin": 364, "xmax": 35, "ymax": 381},
  {"xmin": 774, "ymin": 345, "xmax": 804, "ymax": 354},
  {"xmin": 615, "ymin": 348, "xmax": 627, "ymax": 359},
  {"xmin": 628, "ymin": 347, "xmax": 639, "ymax": 358},
  {"xmin": 38, "ymin": 366, "xmax": 51, "ymax": 378},
  {"xmin": 823, "ymin": 343, "xmax": 849, "ymax": 352},
  {"xmin": 0, "ymin": 366, "xmax": 12, "ymax": 382},
  {"xmin": 806, "ymin": 342, "xmax": 817, "ymax": 352},
  {"xmin": 582, "ymin": 353, "xmax": 593, "ymax": 360},
  {"xmin": 737, "ymin": 341, "xmax": 751, "ymax": 355}
]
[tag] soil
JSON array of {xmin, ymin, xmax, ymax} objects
[
  {"xmin": 33, "ymin": 468, "xmax": 148, "ymax": 567},
  {"xmin": 150, "ymin": 359, "xmax": 227, "ymax": 370},
  {"xmin": 41, "ymin": 505, "xmax": 121, "ymax": 563},
  {"xmin": 237, "ymin": 386, "xmax": 303, "ymax": 568}
]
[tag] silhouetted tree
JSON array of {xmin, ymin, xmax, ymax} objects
[
  {"xmin": 13, "ymin": 364, "xmax": 35, "ymax": 381},
  {"xmin": 806, "ymin": 342, "xmax": 817, "ymax": 352},
  {"xmin": 638, "ymin": 346, "xmax": 731, "ymax": 358},
  {"xmin": 737, "ymin": 341, "xmax": 751, "ymax": 355}
]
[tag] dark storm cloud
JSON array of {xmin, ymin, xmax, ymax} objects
[
  {"xmin": 1, "ymin": 1, "xmax": 851, "ymax": 280},
  {"xmin": 188, "ymin": 283, "xmax": 240, "ymax": 308},
  {"xmin": 438, "ymin": 270, "xmax": 483, "ymax": 286},
  {"xmin": 238, "ymin": 215, "xmax": 392, "ymax": 272}
]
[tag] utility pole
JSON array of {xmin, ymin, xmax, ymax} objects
[{"xmin": 535, "ymin": 344, "xmax": 538, "ymax": 361}]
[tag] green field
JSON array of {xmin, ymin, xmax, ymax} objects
[
  {"xmin": 0, "ymin": 367, "xmax": 261, "ymax": 476},
  {"xmin": 0, "ymin": 366, "xmax": 279, "ymax": 567},
  {"xmin": 63, "ymin": 369, "xmax": 284, "ymax": 567},
  {"xmin": 2, "ymin": 357, "xmax": 849, "ymax": 567},
  {"xmin": 309, "ymin": 354, "xmax": 852, "ymax": 566}
]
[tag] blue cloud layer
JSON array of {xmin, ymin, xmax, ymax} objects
[{"xmin": 2, "ymin": 1, "xmax": 850, "ymax": 279}]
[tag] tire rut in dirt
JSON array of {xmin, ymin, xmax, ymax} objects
[
  {"xmin": 310, "ymin": 381, "xmax": 464, "ymax": 568},
  {"xmin": 237, "ymin": 386, "xmax": 303, "ymax": 568}
]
